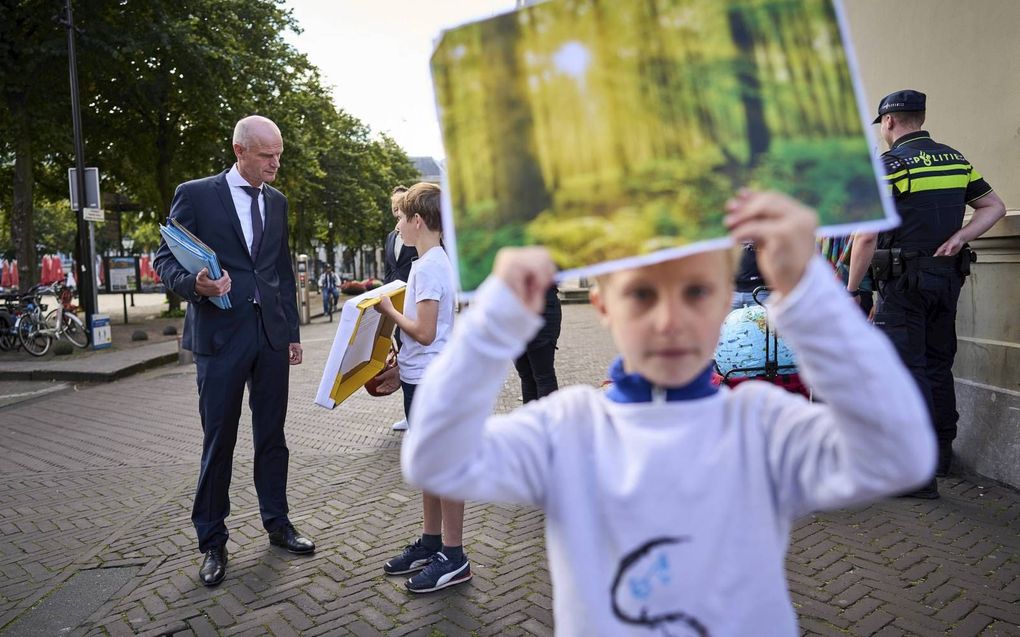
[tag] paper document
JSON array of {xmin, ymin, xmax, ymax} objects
[
  {"xmin": 431, "ymin": 0, "xmax": 897, "ymax": 291},
  {"xmin": 159, "ymin": 219, "xmax": 231, "ymax": 310},
  {"xmin": 315, "ymin": 280, "xmax": 407, "ymax": 409}
]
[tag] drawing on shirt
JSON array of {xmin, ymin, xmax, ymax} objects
[{"xmin": 611, "ymin": 537, "xmax": 709, "ymax": 637}]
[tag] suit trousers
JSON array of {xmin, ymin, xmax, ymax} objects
[
  {"xmin": 874, "ymin": 266, "xmax": 963, "ymax": 452},
  {"xmin": 193, "ymin": 305, "xmax": 290, "ymax": 552}
]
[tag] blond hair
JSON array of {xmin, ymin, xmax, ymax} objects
[{"xmin": 401, "ymin": 183, "xmax": 442, "ymax": 232}]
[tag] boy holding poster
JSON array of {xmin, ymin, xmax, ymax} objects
[
  {"xmin": 400, "ymin": 190, "xmax": 935, "ymax": 633},
  {"xmin": 373, "ymin": 182, "xmax": 471, "ymax": 593}
]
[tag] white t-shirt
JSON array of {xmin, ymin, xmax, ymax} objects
[
  {"xmin": 401, "ymin": 257, "xmax": 936, "ymax": 636},
  {"xmin": 397, "ymin": 246, "xmax": 455, "ymax": 383}
]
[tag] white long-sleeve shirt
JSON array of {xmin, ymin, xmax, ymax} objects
[{"xmin": 402, "ymin": 256, "xmax": 935, "ymax": 636}]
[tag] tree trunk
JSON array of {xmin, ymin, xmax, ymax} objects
[
  {"xmin": 11, "ymin": 103, "xmax": 38, "ymax": 290},
  {"xmin": 154, "ymin": 113, "xmax": 184, "ymax": 313},
  {"xmin": 728, "ymin": 6, "xmax": 771, "ymax": 166}
]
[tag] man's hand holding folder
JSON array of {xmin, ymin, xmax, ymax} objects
[
  {"xmin": 159, "ymin": 218, "xmax": 233, "ymax": 309},
  {"xmin": 196, "ymin": 267, "xmax": 231, "ymax": 298}
]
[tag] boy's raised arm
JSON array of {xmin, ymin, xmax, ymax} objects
[
  {"xmin": 401, "ymin": 249, "xmax": 558, "ymax": 506},
  {"xmin": 727, "ymin": 191, "xmax": 935, "ymax": 514},
  {"xmin": 763, "ymin": 256, "xmax": 935, "ymax": 514}
]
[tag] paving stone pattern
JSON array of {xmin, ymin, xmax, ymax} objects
[{"xmin": 0, "ymin": 305, "xmax": 1018, "ymax": 636}]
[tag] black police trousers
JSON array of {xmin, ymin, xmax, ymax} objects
[
  {"xmin": 873, "ymin": 265, "xmax": 964, "ymax": 452},
  {"xmin": 514, "ymin": 341, "xmax": 559, "ymax": 403}
]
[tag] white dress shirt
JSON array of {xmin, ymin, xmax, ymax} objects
[{"xmin": 225, "ymin": 164, "xmax": 266, "ymax": 256}]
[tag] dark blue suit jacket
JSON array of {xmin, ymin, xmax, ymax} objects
[
  {"xmin": 154, "ymin": 169, "xmax": 300, "ymax": 355},
  {"xmin": 383, "ymin": 229, "xmax": 416, "ymax": 284}
]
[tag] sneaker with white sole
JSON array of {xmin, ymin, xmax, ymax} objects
[
  {"xmin": 391, "ymin": 419, "xmax": 408, "ymax": 431},
  {"xmin": 383, "ymin": 539, "xmax": 436, "ymax": 575},
  {"xmin": 405, "ymin": 551, "xmax": 472, "ymax": 593}
]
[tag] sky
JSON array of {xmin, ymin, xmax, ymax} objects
[{"xmin": 283, "ymin": 1, "xmax": 518, "ymax": 160}]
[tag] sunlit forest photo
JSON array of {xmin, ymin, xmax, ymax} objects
[{"xmin": 433, "ymin": 0, "xmax": 884, "ymax": 290}]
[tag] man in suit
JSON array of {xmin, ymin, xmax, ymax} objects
[
  {"xmin": 154, "ymin": 115, "xmax": 315, "ymax": 587},
  {"xmin": 383, "ymin": 185, "xmax": 416, "ymax": 285}
]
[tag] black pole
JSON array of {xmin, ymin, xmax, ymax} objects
[{"xmin": 63, "ymin": 0, "xmax": 96, "ymax": 325}]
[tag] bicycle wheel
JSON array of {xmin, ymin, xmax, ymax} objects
[
  {"xmin": 45, "ymin": 309, "xmax": 89, "ymax": 348},
  {"xmin": 17, "ymin": 315, "xmax": 52, "ymax": 356},
  {"xmin": 0, "ymin": 311, "xmax": 16, "ymax": 351}
]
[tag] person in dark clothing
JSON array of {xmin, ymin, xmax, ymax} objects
[
  {"xmin": 848, "ymin": 90, "xmax": 1006, "ymax": 498},
  {"xmin": 384, "ymin": 186, "xmax": 417, "ymax": 286},
  {"xmin": 732, "ymin": 242, "xmax": 769, "ymax": 309},
  {"xmin": 513, "ymin": 284, "xmax": 562, "ymax": 402}
]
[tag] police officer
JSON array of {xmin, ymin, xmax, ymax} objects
[{"xmin": 847, "ymin": 90, "xmax": 1006, "ymax": 498}]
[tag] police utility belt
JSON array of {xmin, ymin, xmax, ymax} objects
[{"xmin": 871, "ymin": 246, "xmax": 976, "ymax": 281}]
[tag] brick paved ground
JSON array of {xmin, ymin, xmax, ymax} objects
[{"xmin": 1, "ymin": 305, "xmax": 1018, "ymax": 636}]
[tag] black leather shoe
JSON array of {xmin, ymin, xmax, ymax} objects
[
  {"xmin": 268, "ymin": 523, "xmax": 315, "ymax": 554},
  {"xmin": 199, "ymin": 546, "xmax": 227, "ymax": 586}
]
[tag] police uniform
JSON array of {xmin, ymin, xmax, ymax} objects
[{"xmin": 871, "ymin": 90, "xmax": 994, "ymax": 481}]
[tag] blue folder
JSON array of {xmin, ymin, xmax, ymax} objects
[{"xmin": 159, "ymin": 219, "xmax": 231, "ymax": 310}]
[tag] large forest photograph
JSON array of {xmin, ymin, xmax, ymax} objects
[{"xmin": 433, "ymin": 0, "xmax": 886, "ymax": 290}]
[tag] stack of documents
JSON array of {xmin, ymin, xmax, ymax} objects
[
  {"xmin": 315, "ymin": 280, "xmax": 406, "ymax": 409},
  {"xmin": 159, "ymin": 218, "xmax": 231, "ymax": 309}
]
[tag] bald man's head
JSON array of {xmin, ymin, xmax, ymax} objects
[{"xmin": 232, "ymin": 115, "xmax": 283, "ymax": 187}]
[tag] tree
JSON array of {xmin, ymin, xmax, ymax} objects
[
  {"xmin": 0, "ymin": 0, "xmax": 74, "ymax": 287},
  {"xmin": 2, "ymin": 0, "xmax": 420, "ymax": 303}
]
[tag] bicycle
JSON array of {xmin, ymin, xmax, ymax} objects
[
  {"xmin": 0, "ymin": 295, "xmax": 20, "ymax": 351},
  {"xmin": 323, "ymin": 287, "xmax": 339, "ymax": 322},
  {"xmin": 43, "ymin": 281, "xmax": 89, "ymax": 348},
  {"xmin": 13, "ymin": 287, "xmax": 51, "ymax": 356}
]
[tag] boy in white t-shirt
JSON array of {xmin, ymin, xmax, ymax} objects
[
  {"xmin": 374, "ymin": 182, "xmax": 466, "ymax": 593},
  {"xmin": 401, "ymin": 190, "xmax": 936, "ymax": 634}
]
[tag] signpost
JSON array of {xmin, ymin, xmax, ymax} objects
[
  {"xmin": 104, "ymin": 256, "xmax": 141, "ymax": 324},
  {"xmin": 62, "ymin": 0, "xmax": 97, "ymax": 326},
  {"xmin": 68, "ymin": 167, "xmax": 101, "ymax": 214},
  {"xmin": 90, "ymin": 314, "xmax": 112, "ymax": 350}
]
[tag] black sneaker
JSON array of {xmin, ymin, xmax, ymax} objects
[
  {"xmin": 383, "ymin": 539, "xmax": 437, "ymax": 575},
  {"xmin": 405, "ymin": 551, "xmax": 472, "ymax": 593}
]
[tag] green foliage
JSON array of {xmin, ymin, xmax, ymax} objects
[
  {"xmin": 434, "ymin": 0, "xmax": 878, "ymax": 288},
  {"xmin": 159, "ymin": 308, "xmax": 187, "ymax": 319},
  {"xmin": 0, "ymin": 0, "xmax": 420, "ymax": 283},
  {"xmin": 456, "ymin": 224, "xmax": 526, "ymax": 291},
  {"xmin": 750, "ymin": 138, "xmax": 879, "ymax": 224},
  {"xmin": 33, "ymin": 200, "xmax": 78, "ymax": 255}
]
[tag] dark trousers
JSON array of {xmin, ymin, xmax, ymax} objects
[
  {"xmin": 859, "ymin": 290, "xmax": 874, "ymax": 317},
  {"xmin": 401, "ymin": 380, "xmax": 417, "ymax": 420},
  {"xmin": 193, "ymin": 308, "xmax": 290, "ymax": 552},
  {"xmin": 513, "ymin": 342, "xmax": 558, "ymax": 403},
  {"xmin": 873, "ymin": 267, "xmax": 963, "ymax": 452}
]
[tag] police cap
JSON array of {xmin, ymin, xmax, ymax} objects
[{"xmin": 873, "ymin": 89, "xmax": 926, "ymax": 124}]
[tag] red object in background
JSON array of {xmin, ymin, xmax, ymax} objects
[
  {"xmin": 52, "ymin": 256, "xmax": 63, "ymax": 283},
  {"xmin": 10, "ymin": 260, "xmax": 18, "ymax": 289},
  {"xmin": 1, "ymin": 261, "xmax": 11, "ymax": 288},
  {"xmin": 717, "ymin": 373, "xmax": 810, "ymax": 399},
  {"xmin": 41, "ymin": 255, "xmax": 52, "ymax": 284}
]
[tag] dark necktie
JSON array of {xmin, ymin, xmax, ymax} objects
[
  {"xmin": 240, "ymin": 186, "xmax": 264, "ymax": 260},
  {"xmin": 240, "ymin": 186, "xmax": 264, "ymax": 303}
]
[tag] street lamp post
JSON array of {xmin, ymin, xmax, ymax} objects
[{"xmin": 61, "ymin": 0, "xmax": 97, "ymax": 325}]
